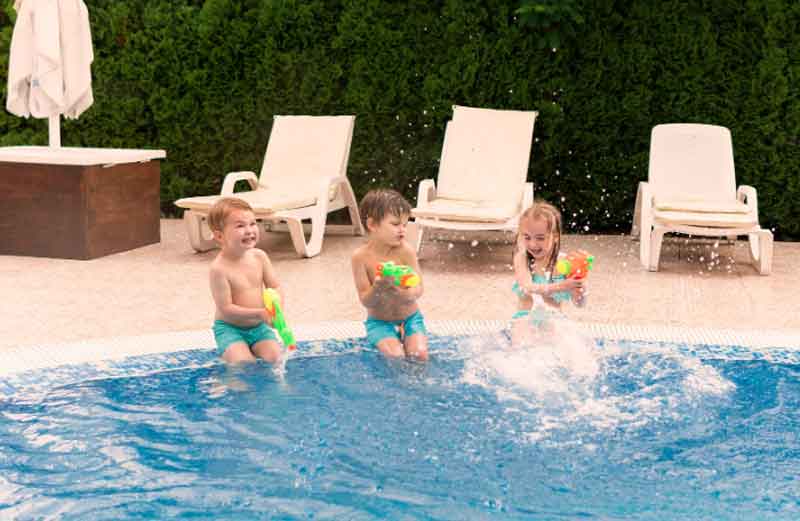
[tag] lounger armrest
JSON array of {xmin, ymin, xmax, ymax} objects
[
  {"xmin": 417, "ymin": 179, "xmax": 437, "ymax": 206},
  {"xmin": 737, "ymin": 185, "xmax": 759, "ymax": 217},
  {"xmin": 633, "ymin": 181, "xmax": 653, "ymax": 236},
  {"xmin": 221, "ymin": 171, "xmax": 259, "ymax": 195},
  {"xmin": 316, "ymin": 175, "xmax": 348, "ymax": 201}
]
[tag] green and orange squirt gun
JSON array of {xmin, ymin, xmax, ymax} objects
[
  {"xmin": 262, "ymin": 288, "xmax": 296, "ymax": 351},
  {"xmin": 376, "ymin": 261, "xmax": 421, "ymax": 288},
  {"xmin": 555, "ymin": 250, "xmax": 595, "ymax": 280}
]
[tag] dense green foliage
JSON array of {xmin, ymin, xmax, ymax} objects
[{"xmin": 1, "ymin": 0, "xmax": 797, "ymax": 238}]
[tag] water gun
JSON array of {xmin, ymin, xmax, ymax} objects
[
  {"xmin": 555, "ymin": 250, "xmax": 594, "ymax": 280},
  {"xmin": 262, "ymin": 288, "xmax": 296, "ymax": 351},
  {"xmin": 376, "ymin": 261, "xmax": 420, "ymax": 288}
]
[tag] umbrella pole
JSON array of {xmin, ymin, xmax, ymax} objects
[{"xmin": 48, "ymin": 115, "xmax": 61, "ymax": 148}]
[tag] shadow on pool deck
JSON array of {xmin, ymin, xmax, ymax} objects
[{"xmin": 1, "ymin": 219, "xmax": 798, "ymax": 350}]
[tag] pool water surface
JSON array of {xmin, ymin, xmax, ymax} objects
[{"xmin": 1, "ymin": 333, "xmax": 799, "ymax": 520}]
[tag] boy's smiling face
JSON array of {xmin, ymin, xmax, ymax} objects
[
  {"xmin": 368, "ymin": 212, "xmax": 409, "ymax": 247},
  {"xmin": 216, "ymin": 209, "xmax": 259, "ymax": 252}
]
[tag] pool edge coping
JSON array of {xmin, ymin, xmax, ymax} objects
[{"xmin": 2, "ymin": 320, "xmax": 800, "ymax": 378}]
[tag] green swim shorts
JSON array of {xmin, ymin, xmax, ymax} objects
[{"xmin": 212, "ymin": 319, "xmax": 278, "ymax": 356}]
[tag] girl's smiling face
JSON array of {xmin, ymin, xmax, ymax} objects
[{"xmin": 519, "ymin": 216, "xmax": 555, "ymax": 262}]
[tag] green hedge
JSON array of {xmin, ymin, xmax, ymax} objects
[{"xmin": 1, "ymin": 0, "xmax": 797, "ymax": 238}]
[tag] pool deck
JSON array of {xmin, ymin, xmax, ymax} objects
[{"xmin": 1, "ymin": 219, "xmax": 799, "ymax": 353}]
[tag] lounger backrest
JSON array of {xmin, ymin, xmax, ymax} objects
[
  {"xmin": 436, "ymin": 106, "xmax": 537, "ymax": 205},
  {"xmin": 259, "ymin": 115, "xmax": 355, "ymax": 190},
  {"xmin": 649, "ymin": 123, "xmax": 737, "ymax": 202}
]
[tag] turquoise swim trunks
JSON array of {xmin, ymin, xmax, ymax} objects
[
  {"xmin": 511, "ymin": 306, "xmax": 563, "ymax": 326},
  {"xmin": 365, "ymin": 310, "xmax": 428, "ymax": 347},
  {"xmin": 213, "ymin": 319, "xmax": 278, "ymax": 356},
  {"xmin": 512, "ymin": 273, "xmax": 572, "ymax": 303}
]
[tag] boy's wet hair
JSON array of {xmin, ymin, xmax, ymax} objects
[
  {"xmin": 359, "ymin": 189, "xmax": 412, "ymax": 230},
  {"xmin": 515, "ymin": 199, "xmax": 563, "ymax": 275},
  {"xmin": 208, "ymin": 197, "xmax": 255, "ymax": 232}
]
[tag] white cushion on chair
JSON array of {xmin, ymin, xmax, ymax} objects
[
  {"xmin": 654, "ymin": 198, "xmax": 749, "ymax": 214},
  {"xmin": 175, "ymin": 188, "xmax": 314, "ymax": 214},
  {"xmin": 435, "ymin": 121, "xmax": 531, "ymax": 207},
  {"xmin": 653, "ymin": 208, "xmax": 757, "ymax": 227},
  {"xmin": 412, "ymin": 197, "xmax": 519, "ymax": 223}
]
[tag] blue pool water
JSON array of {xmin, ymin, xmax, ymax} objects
[{"xmin": 1, "ymin": 334, "xmax": 799, "ymax": 520}]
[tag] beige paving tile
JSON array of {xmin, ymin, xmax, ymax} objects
[{"xmin": 0, "ymin": 219, "xmax": 798, "ymax": 351}]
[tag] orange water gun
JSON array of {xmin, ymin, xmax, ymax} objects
[
  {"xmin": 376, "ymin": 261, "xmax": 420, "ymax": 288},
  {"xmin": 555, "ymin": 250, "xmax": 594, "ymax": 279}
]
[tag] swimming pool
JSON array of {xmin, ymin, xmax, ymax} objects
[{"xmin": 2, "ymin": 322, "xmax": 800, "ymax": 520}]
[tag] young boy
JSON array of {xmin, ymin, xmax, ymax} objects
[
  {"xmin": 207, "ymin": 197, "xmax": 284, "ymax": 364},
  {"xmin": 351, "ymin": 189, "xmax": 429, "ymax": 361}
]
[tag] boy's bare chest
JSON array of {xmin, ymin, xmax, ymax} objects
[{"xmin": 225, "ymin": 261, "xmax": 262, "ymax": 291}]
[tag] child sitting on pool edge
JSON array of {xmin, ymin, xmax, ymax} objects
[
  {"xmin": 511, "ymin": 200, "xmax": 587, "ymax": 346},
  {"xmin": 351, "ymin": 189, "xmax": 429, "ymax": 361},
  {"xmin": 207, "ymin": 197, "xmax": 286, "ymax": 364}
]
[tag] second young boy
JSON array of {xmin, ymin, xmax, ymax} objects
[{"xmin": 351, "ymin": 189, "xmax": 429, "ymax": 361}]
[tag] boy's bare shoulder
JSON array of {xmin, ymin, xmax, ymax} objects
[
  {"xmin": 209, "ymin": 253, "xmax": 228, "ymax": 279},
  {"xmin": 249, "ymin": 247, "xmax": 269, "ymax": 263},
  {"xmin": 398, "ymin": 240, "xmax": 419, "ymax": 264},
  {"xmin": 351, "ymin": 243, "xmax": 371, "ymax": 264}
]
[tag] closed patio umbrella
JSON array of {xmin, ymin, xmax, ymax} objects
[{"xmin": 6, "ymin": 0, "xmax": 93, "ymax": 147}]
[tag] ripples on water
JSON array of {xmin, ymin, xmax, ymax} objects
[{"xmin": 1, "ymin": 332, "xmax": 799, "ymax": 520}]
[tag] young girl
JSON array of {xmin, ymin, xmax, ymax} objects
[{"xmin": 511, "ymin": 201, "xmax": 586, "ymax": 345}]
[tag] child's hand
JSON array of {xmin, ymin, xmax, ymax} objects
[
  {"xmin": 262, "ymin": 309, "xmax": 274, "ymax": 325},
  {"xmin": 558, "ymin": 278, "xmax": 585, "ymax": 294},
  {"xmin": 373, "ymin": 276, "xmax": 395, "ymax": 290}
]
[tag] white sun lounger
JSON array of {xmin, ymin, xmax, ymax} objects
[
  {"xmin": 410, "ymin": 105, "xmax": 537, "ymax": 254},
  {"xmin": 174, "ymin": 115, "xmax": 364, "ymax": 258},
  {"xmin": 632, "ymin": 123, "xmax": 773, "ymax": 275}
]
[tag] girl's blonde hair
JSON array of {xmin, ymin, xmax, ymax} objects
[{"xmin": 515, "ymin": 200, "xmax": 563, "ymax": 276}]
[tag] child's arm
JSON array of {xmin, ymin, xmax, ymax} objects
[
  {"xmin": 573, "ymin": 283, "xmax": 588, "ymax": 308},
  {"xmin": 512, "ymin": 240, "xmax": 536, "ymax": 295},
  {"xmin": 259, "ymin": 250, "xmax": 284, "ymax": 309},
  {"xmin": 209, "ymin": 265, "xmax": 267, "ymax": 322}
]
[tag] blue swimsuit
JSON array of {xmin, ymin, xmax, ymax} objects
[{"xmin": 512, "ymin": 274, "xmax": 571, "ymax": 320}]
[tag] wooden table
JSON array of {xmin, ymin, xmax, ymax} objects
[{"xmin": 0, "ymin": 146, "xmax": 166, "ymax": 259}]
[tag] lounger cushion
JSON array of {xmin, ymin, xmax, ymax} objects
[
  {"xmin": 412, "ymin": 197, "xmax": 519, "ymax": 223},
  {"xmin": 435, "ymin": 121, "xmax": 532, "ymax": 207},
  {"xmin": 654, "ymin": 198, "xmax": 749, "ymax": 214},
  {"xmin": 653, "ymin": 209, "xmax": 757, "ymax": 227},
  {"xmin": 175, "ymin": 183, "xmax": 337, "ymax": 214}
]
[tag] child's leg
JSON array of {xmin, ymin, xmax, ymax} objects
[
  {"xmin": 221, "ymin": 342, "xmax": 258, "ymax": 363},
  {"xmin": 402, "ymin": 311, "xmax": 429, "ymax": 361},
  {"xmin": 376, "ymin": 338, "xmax": 406, "ymax": 358},
  {"xmin": 252, "ymin": 339, "xmax": 282, "ymax": 364},
  {"xmin": 510, "ymin": 314, "xmax": 534, "ymax": 348},
  {"xmin": 366, "ymin": 317, "xmax": 405, "ymax": 358},
  {"xmin": 404, "ymin": 333, "xmax": 428, "ymax": 361}
]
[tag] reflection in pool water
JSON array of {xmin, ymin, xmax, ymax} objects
[{"xmin": 1, "ymin": 334, "xmax": 798, "ymax": 520}]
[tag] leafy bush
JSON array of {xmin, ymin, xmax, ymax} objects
[{"xmin": 0, "ymin": 0, "xmax": 797, "ymax": 238}]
